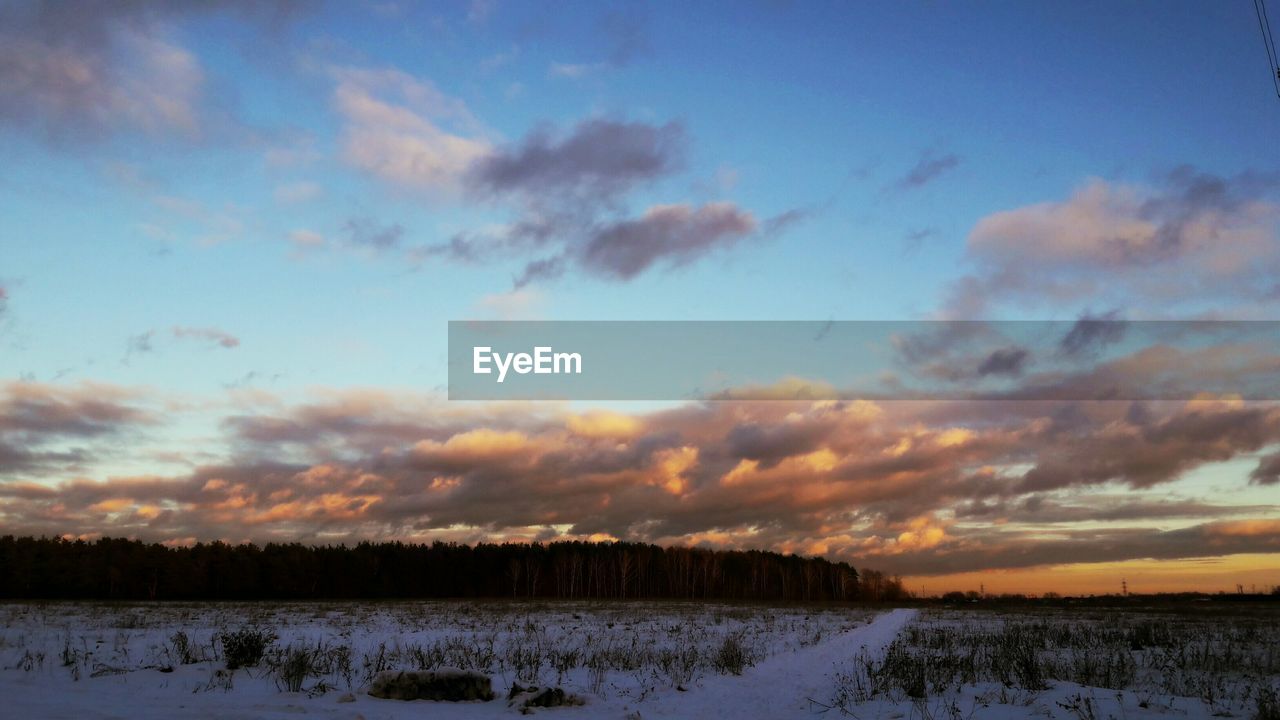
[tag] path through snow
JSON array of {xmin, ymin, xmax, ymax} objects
[{"xmin": 627, "ymin": 608, "xmax": 918, "ymax": 719}]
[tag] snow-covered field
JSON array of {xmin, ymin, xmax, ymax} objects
[
  {"xmin": 0, "ymin": 600, "xmax": 880, "ymax": 719},
  {"xmin": 2, "ymin": 602, "xmax": 1276, "ymax": 719},
  {"xmin": 826, "ymin": 605, "xmax": 1280, "ymax": 720}
]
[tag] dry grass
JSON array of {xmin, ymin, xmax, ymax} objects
[{"xmin": 832, "ymin": 606, "xmax": 1280, "ymax": 718}]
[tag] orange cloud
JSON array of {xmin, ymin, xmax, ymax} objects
[
  {"xmin": 3, "ymin": 381, "xmax": 1280, "ymax": 593},
  {"xmin": 567, "ymin": 410, "xmax": 643, "ymax": 440}
]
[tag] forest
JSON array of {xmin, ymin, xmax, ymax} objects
[{"xmin": 0, "ymin": 536, "xmax": 909, "ymax": 602}]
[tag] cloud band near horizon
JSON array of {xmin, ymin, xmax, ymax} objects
[{"xmin": 2, "ymin": 380, "xmax": 1278, "ymax": 587}]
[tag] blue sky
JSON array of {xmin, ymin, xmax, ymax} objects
[
  {"xmin": 3, "ymin": 1, "xmax": 1278, "ymax": 392},
  {"xmin": 2, "ymin": 1, "xmax": 1279, "ymax": 592}
]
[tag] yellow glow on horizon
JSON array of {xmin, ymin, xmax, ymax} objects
[{"xmin": 902, "ymin": 553, "xmax": 1280, "ymax": 596}]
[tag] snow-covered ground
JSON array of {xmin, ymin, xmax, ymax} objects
[
  {"xmin": 0, "ymin": 601, "xmax": 880, "ymax": 719},
  {"xmin": 824, "ymin": 606, "xmax": 1280, "ymax": 720},
  {"xmin": 3, "ymin": 602, "xmax": 1277, "ymax": 719}
]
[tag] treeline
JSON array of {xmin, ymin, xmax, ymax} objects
[{"xmin": 0, "ymin": 536, "xmax": 910, "ymax": 602}]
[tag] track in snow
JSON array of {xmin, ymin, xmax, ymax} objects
[{"xmin": 630, "ymin": 608, "xmax": 918, "ymax": 719}]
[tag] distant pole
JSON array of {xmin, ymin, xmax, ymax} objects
[{"xmin": 1122, "ymin": 578, "xmax": 1128, "ymax": 596}]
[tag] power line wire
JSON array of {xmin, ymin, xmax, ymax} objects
[
  {"xmin": 1256, "ymin": 0, "xmax": 1280, "ymax": 97},
  {"xmin": 1262, "ymin": 0, "xmax": 1280, "ymax": 69},
  {"xmin": 1259, "ymin": 0, "xmax": 1278, "ymax": 69}
]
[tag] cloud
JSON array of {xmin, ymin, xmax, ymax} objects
[
  {"xmin": 126, "ymin": 326, "xmax": 239, "ymax": 360},
  {"xmin": 881, "ymin": 319, "xmax": 1280, "ymax": 402},
  {"xmin": 342, "ymin": 217, "xmax": 405, "ymax": 252},
  {"xmin": 470, "ymin": 119, "xmax": 684, "ymax": 203},
  {"xmin": 1251, "ymin": 451, "xmax": 1280, "ymax": 485},
  {"xmin": 149, "ymin": 194, "xmax": 248, "ymax": 246},
  {"xmin": 599, "ymin": 8, "xmax": 650, "ymax": 66},
  {"xmin": 546, "ymin": 8, "xmax": 650, "ymax": 77},
  {"xmin": 328, "ymin": 61, "xmax": 794, "ymax": 283},
  {"xmin": 222, "ymin": 370, "xmax": 283, "ymax": 391},
  {"xmin": 325, "ymin": 63, "xmax": 795, "ymax": 283},
  {"xmin": 903, "ymin": 227, "xmax": 936, "ymax": 253},
  {"xmin": 1059, "ymin": 310, "xmax": 1127, "ymax": 357},
  {"xmin": 580, "ymin": 202, "xmax": 756, "ymax": 278},
  {"xmin": 895, "ymin": 152, "xmax": 960, "ymax": 191},
  {"xmin": 547, "ymin": 201, "xmax": 757, "ymax": 283},
  {"xmin": 0, "ymin": 381, "xmax": 154, "ymax": 477},
  {"xmin": 171, "ymin": 326, "xmax": 239, "ymax": 349},
  {"xmin": 332, "ymin": 66, "xmax": 492, "ymax": 195},
  {"xmin": 474, "ymin": 288, "xmax": 546, "ymax": 320},
  {"xmin": 976, "ymin": 346, "xmax": 1030, "ymax": 377},
  {"xmin": 548, "ymin": 62, "xmax": 606, "ymax": 79},
  {"xmin": 857, "ymin": 520, "xmax": 1280, "ymax": 576},
  {"xmin": 408, "ymin": 114, "xmax": 784, "ymax": 284},
  {"xmin": 565, "ymin": 411, "xmax": 643, "ymax": 440},
  {"xmin": 4, "ymin": 382, "xmax": 1278, "ymax": 577},
  {"xmin": 0, "ymin": 1, "xmax": 308, "ymax": 143},
  {"xmin": 288, "ymin": 229, "xmax": 326, "ymax": 251},
  {"xmin": 948, "ymin": 167, "xmax": 1280, "ymax": 316},
  {"xmin": 1017, "ymin": 403, "xmax": 1280, "ymax": 491},
  {"xmin": 220, "ymin": 388, "xmax": 547, "ymax": 460},
  {"xmin": 0, "ymin": 3, "xmax": 200, "ymax": 141},
  {"xmin": 124, "ymin": 330, "xmax": 156, "ymax": 362},
  {"xmin": 958, "ymin": 495, "xmax": 1278, "ymax": 523},
  {"xmin": 725, "ymin": 415, "xmax": 837, "ymax": 468},
  {"xmin": 417, "ymin": 116, "xmax": 696, "ymax": 279},
  {"xmin": 893, "ymin": 323, "xmax": 1039, "ymax": 385},
  {"xmin": 708, "ymin": 377, "xmax": 842, "ymax": 401}
]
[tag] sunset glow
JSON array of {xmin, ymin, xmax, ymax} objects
[{"xmin": 3, "ymin": 1, "xmax": 1280, "ymax": 597}]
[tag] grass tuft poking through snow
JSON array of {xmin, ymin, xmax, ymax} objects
[{"xmin": 830, "ymin": 606, "xmax": 1280, "ymax": 720}]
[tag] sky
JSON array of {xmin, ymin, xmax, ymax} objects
[{"xmin": 1, "ymin": 0, "xmax": 1280, "ymax": 595}]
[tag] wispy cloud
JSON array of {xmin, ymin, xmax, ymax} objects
[
  {"xmin": 548, "ymin": 61, "xmax": 607, "ymax": 79},
  {"xmin": 172, "ymin": 326, "xmax": 240, "ymax": 349},
  {"xmin": 125, "ymin": 326, "xmax": 240, "ymax": 362},
  {"xmin": 288, "ymin": 229, "xmax": 326, "ymax": 252},
  {"xmin": 894, "ymin": 152, "xmax": 961, "ymax": 191},
  {"xmin": 342, "ymin": 217, "xmax": 405, "ymax": 253},
  {"xmin": 519, "ymin": 202, "xmax": 758, "ymax": 285},
  {"xmin": 474, "ymin": 288, "xmax": 546, "ymax": 320}
]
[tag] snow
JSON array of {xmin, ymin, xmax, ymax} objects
[
  {"xmin": 3, "ymin": 603, "xmax": 1276, "ymax": 719},
  {"xmin": 823, "ymin": 606, "xmax": 1280, "ymax": 720},
  {"xmin": 620, "ymin": 608, "xmax": 918, "ymax": 719},
  {"xmin": 0, "ymin": 601, "xmax": 882, "ymax": 719}
]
